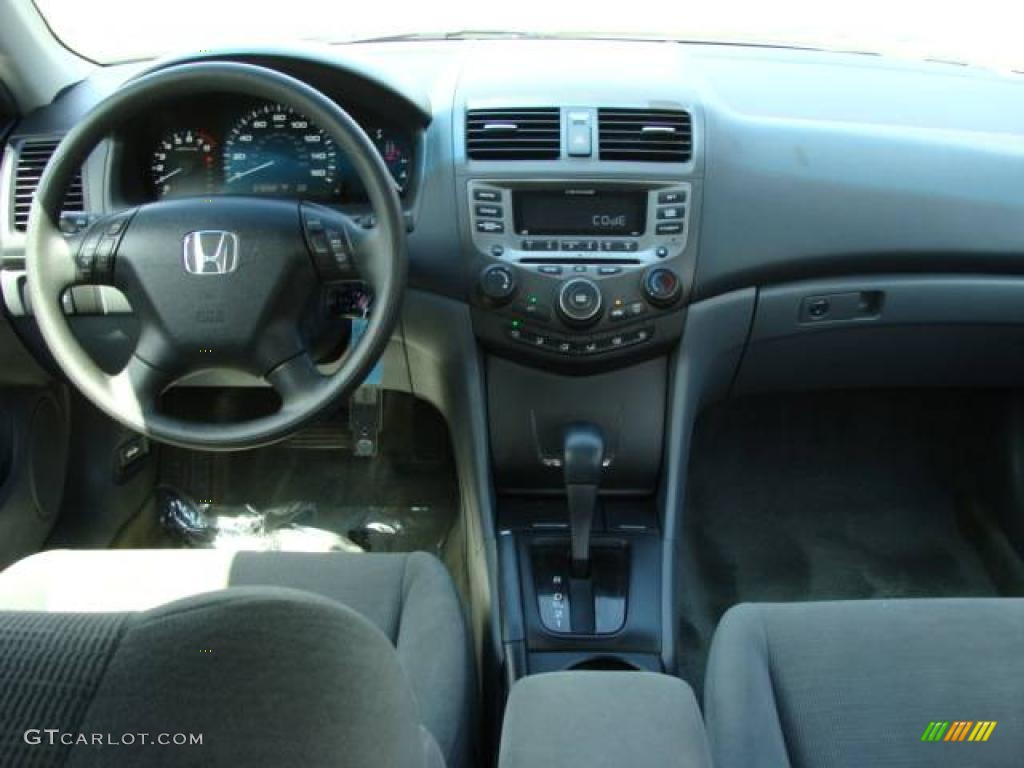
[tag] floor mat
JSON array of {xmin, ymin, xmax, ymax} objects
[
  {"xmin": 114, "ymin": 391, "xmax": 459, "ymax": 557},
  {"xmin": 678, "ymin": 390, "xmax": 1009, "ymax": 694}
]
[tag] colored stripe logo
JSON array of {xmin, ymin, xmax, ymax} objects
[{"xmin": 921, "ymin": 721, "xmax": 997, "ymax": 742}]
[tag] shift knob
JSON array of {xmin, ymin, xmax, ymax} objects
[{"xmin": 563, "ymin": 423, "xmax": 604, "ymax": 578}]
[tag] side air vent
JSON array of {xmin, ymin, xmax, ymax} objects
[
  {"xmin": 466, "ymin": 108, "xmax": 561, "ymax": 160},
  {"xmin": 12, "ymin": 138, "xmax": 84, "ymax": 231},
  {"xmin": 598, "ymin": 109, "xmax": 693, "ymax": 163}
]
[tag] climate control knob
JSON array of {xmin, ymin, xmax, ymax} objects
[
  {"xmin": 642, "ymin": 267, "xmax": 682, "ymax": 307},
  {"xmin": 478, "ymin": 264, "xmax": 517, "ymax": 305},
  {"xmin": 558, "ymin": 277, "xmax": 603, "ymax": 327}
]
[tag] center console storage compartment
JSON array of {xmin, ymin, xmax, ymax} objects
[{"xmin": 499, "ymin": 671, "xmax": 711, "ymax": 768}]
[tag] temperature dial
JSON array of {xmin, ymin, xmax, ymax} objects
[
  {"xmin": 642, "ymin": 267, "xmax": 682, "ymax": 307},
  {"xmin": 479, "ymin": 264, "xmax": 517, "ymax": 305}
]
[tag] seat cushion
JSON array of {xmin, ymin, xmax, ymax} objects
[
  {"xmin": 0, "ymin": 550, "xmax": 473, "ymax": 768},
  {"xmin": 705, "ymin": 599, "xmax": 1024, "ymax": 768},
  {"xmin": 0, "ymin": 587, "xmax": 443, "ymax": 768}
]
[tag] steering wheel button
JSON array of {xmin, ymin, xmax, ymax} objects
[
  {"xmin": 326, "ymin": 229, "xmax": 348, "ymax": 255},
  {"xmin": 308, "ymin": 231, "xmax": 330, "ymax": 255},
  {"xmin": 106, "ymin": 218, "xmax": 128, "ymax": 236}
]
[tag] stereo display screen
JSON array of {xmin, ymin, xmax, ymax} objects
[{"xmin": 513, "ymin": 189, "xmax": 647, "ymax": 236}]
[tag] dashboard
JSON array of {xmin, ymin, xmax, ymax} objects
[
  {"xmin": 3, "ymin": 41, "xmax": 1024, "ymax": 387},
  {"xmin": 117, "ymin": 94, "xmax": 415, "ymax": 204}
]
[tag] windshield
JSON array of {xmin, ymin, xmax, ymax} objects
[{"xmin": 34, "ymin": 0, "xmax": 1024, "ymax": 72}]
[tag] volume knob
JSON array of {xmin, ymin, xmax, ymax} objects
[{"xmin": 558, "ymin": 278, "xmax": 603, "ymax": 327}]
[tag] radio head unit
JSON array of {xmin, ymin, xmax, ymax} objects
[
  {"xmin": 513, "ymin": 189, "xmax": 647, "ymax": 237},
  {"xmin": 468, "ymin": 179, "xmax": 690, "ymax": 264}
]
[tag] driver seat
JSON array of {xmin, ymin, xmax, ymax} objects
[{"xmin": 0, "ymin": 549, "xmax": 474, "ymax": 768}]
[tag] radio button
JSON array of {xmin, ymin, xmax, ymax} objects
[
  {"xmin": 597, "ymin": 266, "xmax": 622, "ymax": 276},
  {"xmin": 657, "ymin": 206, "xmax": 685, "ymax": 220},
  {"xmin": 474, "ymin": 189, "xmax": 501, "ymax": 202},
  {"xmin": 655, "ymin": 222, "xmax": 683, "ymax": 235},
  {"xmin": 475, "ymin": 204, "xmax": 503, "ymax": 218},
  {"xmin": 658, "ymin": 190, "xmax": 686, "ymax": 204},
  {"xmin": 477, "ymin": 220, "xmax": 504, "ymax": 234},
  {"xmin": 561, "ymin": 240, "xmax": 598, "ymax": 252},
  {"xmin": 601, "ymin": 241, "xmax": 638, "ymax": 253},
  {"xmin": 522, "ymin": 239, "xmax": 559, "ymax": 252},
  {"xmin": 538, "ymin": 265, "xmax": 563, "ymax": 275}
]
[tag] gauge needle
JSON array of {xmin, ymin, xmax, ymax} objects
[
  {"xmin": 226, "ymin": 160, "xmax": 276, "ymax": 184},
  {"xmin": 155, "ymin": 167, "xmax": 183, "ymax": 185}
]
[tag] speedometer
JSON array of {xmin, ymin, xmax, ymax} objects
[{"xmin": 222, "ymin": 104, "xmax": 339, "ymax": 199}]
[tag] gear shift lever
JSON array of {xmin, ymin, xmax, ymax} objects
[{"xmin": 563, "ymin": 423, "xmax": 604, "ymax": 579}]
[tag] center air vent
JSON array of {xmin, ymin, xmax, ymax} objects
[
  {"xmin": 466, "ymin": 108, "xmax": 561, "ymax": 160},
  {"xmin": 12, "ymin": 138, "xmax": 84, "ymax": 231},
  {"xmin": 598, "ymin": 109, "xmax": 692, "ymax": 163}
]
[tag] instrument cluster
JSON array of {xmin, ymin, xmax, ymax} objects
[{"xmin": 139, "ymin": 99, "xmax": 414, "ymax": 204}]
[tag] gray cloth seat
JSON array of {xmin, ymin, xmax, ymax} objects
[
  {"xmin": 0, "ymin": 587, "xmax": 445, "ymax": 767},
  {"xmin": 0, "ymin": 549, "xmax": 473, "ymax": 768},
  {"xmin": 704, "ymin": 599, "xmax": 1024, "ymax": 768}
]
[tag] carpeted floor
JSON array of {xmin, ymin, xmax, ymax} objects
[
  {"xmin": 114, "ymin": 391, "xmax": 459, "ymax": 557},
  {"xmin": 677, "ymin": 390, "xmax": 1016, "ymax": 695}
]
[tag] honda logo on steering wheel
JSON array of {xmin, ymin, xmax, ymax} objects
[{"xmin": 182, "ymin": 231, "xmax": 240, "ymax": 275}]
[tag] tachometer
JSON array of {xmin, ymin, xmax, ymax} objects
[
  {"xmin": 150, "ymin": 129, "xmax": 218, "ymax": 198},
  {"xmin": 222, "ymin": 104, "xmax": 339, "ymax": 199}
]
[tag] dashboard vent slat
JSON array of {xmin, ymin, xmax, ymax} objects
[
  {"xmin": 466, "ymin": 108, "xmax": 560, "ymax": 160},
  {"xmin": 12, "ymin": 138, "xmax": 84, "ymax": 231},
  {"xmin": 598, "ymin": 109, "xmax": 693, "ymax": 163}
]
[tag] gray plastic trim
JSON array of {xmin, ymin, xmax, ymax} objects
[
  {"xmin": 736, "ymin": 275, "xmax": 1024, "ymax": 393},
  {"xmin": 658, "ymin": 288, "xmax": 756, "ymax": 672}
]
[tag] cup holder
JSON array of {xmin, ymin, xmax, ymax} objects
[{"xmin": 568, "ymin": 655, "xmax": 642, "ymax": 672}]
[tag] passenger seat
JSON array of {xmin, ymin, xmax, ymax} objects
[{"xmin": 704, "ymin": 599, "xmax": 1024, "ymax": 767}]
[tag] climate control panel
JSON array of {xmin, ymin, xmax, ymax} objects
[{"xmin": 472, "ymin": 259, "xmax": 688, "ymax": 368}]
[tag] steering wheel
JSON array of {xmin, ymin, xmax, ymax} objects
[{"xmin": 25, "ymin": 62, "xmax": 407, "ymax": 450}]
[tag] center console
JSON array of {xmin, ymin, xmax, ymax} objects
[
  {"xmin": 453, "ymin": 89, "xmax": 704, "ymax": 690},
  {"xmin": 466, "ymin": 175, "xmax": 698, "ymax": 677},
  {"xmin": 499, "ymin": 671, "xmax": 712, "ymax": 768},
  {"xmin": 466, "ymin": 179, "xmax": 696, "ymax": 370}
]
